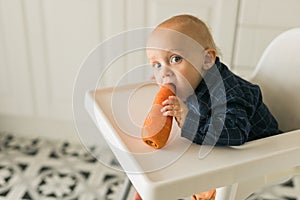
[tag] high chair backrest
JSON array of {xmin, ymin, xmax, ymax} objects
[{"xmin": 250, "ymin": 28, "xmax": 300, "ymax": 132}]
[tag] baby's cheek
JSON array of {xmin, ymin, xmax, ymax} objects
[
  {"xmin": 154, "ymin": 73, "xmax": 163, "ymax": 85},
  {"xmin": 148, "ymin": 75, "xmax": 155, "ymax": 81},
  {"xmin": 154, "ymin": 77, "xmax": 161, "ymax": 85}
]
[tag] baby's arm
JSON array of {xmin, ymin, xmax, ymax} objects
[
  {"xmin": 161, "ymin": 96, "xmax": 188, "ymax": 128},
  {"xmin": 181, "ymin": 99, "xmax": 251, "ymax": 146},
  {"xmin": 161, "ymin": 96, "xmax": 252, "ymax": 146}
]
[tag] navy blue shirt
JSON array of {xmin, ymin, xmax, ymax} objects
[{"xmin": 181, "ymin": 57, "xmax": 281, "ymax": 146}]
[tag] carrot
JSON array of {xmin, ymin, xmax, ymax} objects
[
  {"xmin": 142, "ymin": 84, "xmax": 176, "ymax": 149},
  {"xmin": 191, "ymin": 189, "xmax": 216, "ymax": 200}
]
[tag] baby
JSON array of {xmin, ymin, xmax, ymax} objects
[{"xmin": 135, "ymin": 14, "xmax": 281, "ymax": 200}]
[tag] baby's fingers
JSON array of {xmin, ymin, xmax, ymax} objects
[
  {"xmin": 162, "ymin": 96, "xmax": 177, "ymax": 106},
  {"xmin": 162, "ymin": 109, "xmax": 182, "ymax": 117},
  {"xmin": 160, "ymin": 104, "xmax": 173, "ymax": 113}
]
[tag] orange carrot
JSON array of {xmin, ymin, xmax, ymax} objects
[
  {"xmin": 191, "ymin": 189, "xmax": 216, "ymax": 200},
  {"xmin": 142, "ymin": 84, "xmax": 175, "ymax": 149}
]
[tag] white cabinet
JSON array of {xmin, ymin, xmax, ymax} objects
[
  {"xmin": 23, "ymin": 0, "xmax": 102, "ymax": 120},
  {"xmin": 0, "ymin": 0, "xmax": 102, "ymax": 120},
  {"xmin": 0, "ymin": 0, "xmax": 34, "ymax": 116},
  {"xmin": 0, "ymin": 0, "xmax": 102, "ymax": 142}
]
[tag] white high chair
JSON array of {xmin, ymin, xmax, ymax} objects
[
  {"xmin": 250, "ymin": 28, "xmax": 300, "ymax": 133},
  {"xmin": 85, "ymin": 28, "xmax": 300, "ymax": 200},
  {"xmin": 217, "ymin": 27, "xmax": 300, "ymax": 199}
]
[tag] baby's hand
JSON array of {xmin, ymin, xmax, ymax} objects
[{"xmin": 161, "ymin": 96, "xmax": 188, "ymax": 128}]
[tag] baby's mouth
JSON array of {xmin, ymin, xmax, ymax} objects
[{"xmin": 162, "ymin": 77, "xmax": 176, "ymax": 93}]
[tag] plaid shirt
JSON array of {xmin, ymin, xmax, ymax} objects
[{"xmin": 181, "ymin": 57, "xmax": 281, "ymax": 146}]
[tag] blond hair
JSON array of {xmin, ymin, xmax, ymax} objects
[{"xmin": 157, "ymin": 14, "xmax": 220, "ymax": 56}]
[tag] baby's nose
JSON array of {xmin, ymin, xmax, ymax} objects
[{"xmin": 161, "ymin": 65, "xmax": 173, "ymax": 77}]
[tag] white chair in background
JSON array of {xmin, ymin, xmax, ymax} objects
[
  {"xmin": 86, "ymin": 28, "xmax": 300, "ymax": 200},
  {"xmin": 216, "ymin": 27, "xmax": 300, "ymax": 199},
  {"xmin": 250, "ymin": 28, "xmax": 300, "ymax": 133}
]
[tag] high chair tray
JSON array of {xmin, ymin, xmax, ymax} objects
[{"xmin": 85, "ymin": 82, "xmax": 300, "ymax": 200}]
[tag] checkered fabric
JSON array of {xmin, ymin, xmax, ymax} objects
[{"xmin": 181, "ymin": 57, "xmax": 281, "ymax": 146}]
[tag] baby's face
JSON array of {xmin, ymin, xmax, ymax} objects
[{"xmin": 146, "ymin": 28, "xmax": 205, "ymax": 99}]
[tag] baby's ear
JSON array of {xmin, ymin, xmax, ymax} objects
[{"xmin": 203, "ymin": 49, "xmax": 216, "ymax": 70}]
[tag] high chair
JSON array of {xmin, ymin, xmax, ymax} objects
[
  {"xmin": 215, "ymin": 27, "xmax": 300, "ymax": 199},
  {"xmin": 85, "ymin": 28, "xmax": 300, "ymax": 200}
]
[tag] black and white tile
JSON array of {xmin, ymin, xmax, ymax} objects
[
  {"xmin": 0, "ymin": 132, "xmax": 128, "ymax": 200},
  {"xmin": 0, "ymin": 132, "xmax": 299, "ymax": 200},
  {"xmin": 246, "ymin": 176, "xmax": 300, "ymax": 200}
]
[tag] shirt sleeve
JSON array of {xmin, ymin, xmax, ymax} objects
[{"xmin": 181, "ymin": 97, "xmax": 251, "ymax": 146}]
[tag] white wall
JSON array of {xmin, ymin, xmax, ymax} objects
[
  {"xmin": 0, "ymin": 0, "xmax": 299, "ymax": 144},
  {"xmin": 0, "ymin": 0, "xmax": 103, "ymax": 143},
  {"xmin": 233, "ymin": 0, "xmax": 300, "ymax": 75}
]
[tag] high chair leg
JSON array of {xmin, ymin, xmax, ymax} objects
[
  {"xmin": 119, "ymin": 177, "xmax": 132, "ymax": 200},
  {"xmin": 215, "ymin": 183, "xmax": 238, "ymax": 200}
]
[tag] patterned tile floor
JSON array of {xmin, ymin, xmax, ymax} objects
[
  {"xmin": 0, "ymin": 132, "xmax": 299, "ymax": 200},
  {"xmin": 0, "ymin": 132, "xmax": 130, "ymax": 200}
]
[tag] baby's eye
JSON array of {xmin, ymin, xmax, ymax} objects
[
  {"xmin": 170, "ymin": 55, "xmax": 182, "ymax": 64},
  {"xmin": 152, "ymin": 63, "xmax": 161, "ymax": 69}
]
